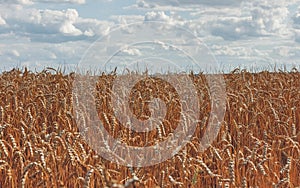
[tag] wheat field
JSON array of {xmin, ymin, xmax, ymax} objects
[{"xmin": 0, "ymin": 67, "xmax": 299, "ymax": 187}]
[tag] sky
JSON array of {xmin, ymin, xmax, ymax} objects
[{"xmin": 0, "ymin": 0, "xmax": 300, "ymax": 73}]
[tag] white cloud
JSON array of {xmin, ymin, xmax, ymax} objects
[
  {"xmin": 0, "ymin": 0, "xmax": 86, "ymax": 5},
  {"xmin": 59, "ymin": 9, "xmax": 82, "ymax": 36},
  {"xmin": 143, "ymin": 11, "xmax": 185, "ymax": 27},
  {"xmin": 0, "ymin": 6, "xmax": 113, "ymax": 41},
  {"xmin": 144, "ymin": 11, "xmax": 170, "ymax": 22},
  {"xmin": 250, "ymin": 5, "xmax": 289, "ymax": 35},
  {"xmin": 0, "ymin": 33, "xmax": 90, "ymax": 71},
  {"xmin": 203, "ymin": 2, "xmax": 291, "ymax": 40},
  {"xmin": 34, "ymin": 0, "xmax": 85, "ymax": 4},
  {"xmin": 132, "ymin": 0, "xmax": 297, "ymax": 41},
  {"xmin": 111, "ymin": 15, "xmax": 144, "ymax": 25},
  {"xmin": 75, "ymin": 18, "xmax": 112, "ymax": 36},
  {"xmin": 135, "ymin": 0, "xmax": 154, "ymax": 8},
  {"xmin": 59, "ymin": 21, "xmax": 82, "ymax": 36},
  {"xmin": 140, "ymin": 0, "xmax": 241, "ymax": 7},
  {"xmin": 110, "ymin": 15, "xmax": 147, "ymax": 35},
  {"xmin": 121, "ymin": 47, "xmax": 142, "ymax": 56},
  {"xmin": 139, "ymin": 0, "xmax": 299, "ymax": 8},
  {"xmin": 0, "ymin": 0, "xmax": 33, "ymax": 5}
]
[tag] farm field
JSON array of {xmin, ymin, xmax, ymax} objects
[{"xmin": 0, "ymin": 68, "xmax": 299, "ymax": 187}]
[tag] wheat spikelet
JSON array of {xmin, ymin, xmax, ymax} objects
[
  {"xmin": 65, "ymin": 144, "xmax": 79, "ymax": 166},
  {"xmin": 194, "ymin": 159, "xmax": 219, "ymax": 177},
  {"xmin": 51, "ymin": 135, "xmax": 66, "ymax": 151},
  {"xmin": 228, "ymin": 159, "xmax": 235, "ymax": 183},
  {"xmin": 37, "ymin": 149, "xmax": 46, "ymax": 168},
  {"xmin": 0, "ymin": 159, "xmax": 12, "ymax": 186},
  {"xmin": 24, "ymin": 141, "xmax": 33, "ymax": 157},
  {"xmin": 124, "ymin": 173, "xmax": 139, "ymax": 188},
  {"xmin": 156, "ymin": 123, "xmax": 162, "ymax": 140},
  {"xmin": 241, "ymin": 176, "xmax": 247, "ymax": 188},
  {"xmin": 76, "ymin": 141, "xmax": 87, "ymax": 160},
  {"xmin": 224, "ymin": 182, "xmax": 230, "ymax": 188},
  {"xmin": 160, "ymin": 170, "xmax": 165, "ymax": 187},
  {"xmin": 0, "ymin": 160, "xmax": 10, "ymax": 169},
  {"xmin": 84, "ymin": 168, "xmax": 94, "ymax": 188},
  {"xmin": 0, "ymin": 106, "xmax": 4, "ymax": 124},
  {"xmin": 21, "ymin": 169, "xmax": 29, "ymax": 188},
  {"xmin": 280, "ymin": 157, "xmax": 291, "ymax": 183},
  {"xmin": 251, "ymin": 140, "xmax": 260, "ymax": 160},
  {"xmin": 275, "ymin": 178, "xmax": 288, "ymax": 188},
  {"xmin": 0, "ymin": 123, "xmax": 10, "ymax": 135},
  {"xmin": 12, "ymin": 150, "xmax": 24, "ymax": 171},
  {"xmin": 181, "ymin": 112, "xmax": 188, "ymax": 133},
  {"xmin": 145, "ymin": 128, "xmax": 149, "ymax": 146},
  {"xmin": 168, "ymin": 175, "xmax": 183, "ymax": 186},
  {"xmin": 27, "ymin": 108, "xmax": 34, "ymax": 126},
  {"xmin": 8, "ymin": 134, "xmax": 17, "ymax": 150},
  {"xmin": 160, "ymin": 121, "xmax": 166, "ymax": 137},
  {"xmin": 20, "ymin": 126, "xmax": 26, "ymax": 141},
  {"xmin": 111, "ymin": 115, "xmax": 117, "ymax": 137},
  {"xmin": 102, "ymin": 112, "xmax": 110, "ymax": 127},
  {"xmin": 257, "ymin": 162, "xmax": 267, "ymax": 176},
  {"xmin": 0, "ymin": 139, "xmax": 9, "ymax": 157},
  {"xmin": 21, "ymin": 162, "xmax": 47, "ymax": 188},
  {"xmin": 212, "ymin": 147, "xmax": 222, "ymax": 161},
  {"xmin": 186, "ymin": 141, "xmax": 198, "ymax": 154},
  {"xmin": 262, "ymin": 142, "xmax": 269, "ymax": 160},
  {"xmin": 182, "ymin": 148, "xmax": 187, "ymax": 163}
]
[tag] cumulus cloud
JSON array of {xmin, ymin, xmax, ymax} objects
[
  {"xmin": 59, "ymin": 9, "xmax": 82, "ymax": 36},
  {"xmin": 209, "ymin": 17, "xmax": 252, "ymax": 40},
  {"xmin": 206, "ymin": 2, "xmax": 291, "ymax": 40},
  {"xmin": 135, "ymin": 0, "xmax": 154, "ymax": 8},
  {"xmin": 0, "ymin": 0, "xmax": 33, "ymax": 5},
  {"xmin": 34, "ymin": 0, "xmax": 86, "ymax": 4},
  {"xmin": 138, "ymin": 0, "xmax": 299, "ymax": 8},
  {"xmin": 250, "ymin": 5, "xmax": 289, "ymax": 35},
  {"xmin": 144, "ymin": 11, "xmax": 171, "ymax": 22},
  {"xmin": 134, "ymin": 0, "xmax": 296, "ymax": 41},
  {"xmin": 139, "ymin": 0, "xmax": 241, "ymax": 7},
  {"xmin": 121, "ymin": 47, "xmax": 142, "ymax": 56},
  {"xmin": 0, "ymin": 0, "xmax": 86, "ymax": 5},
  {"xmin": 8, "ymin": 8, "xmax": 84, "ymax": 37},
  {"xmin": 75, "ymin": 18, "xmax": 112, "ymax": 37},
  {"xmin": 0, "ymin": 33, "xmax": 90, "ymax": 71},
  {"xmin": 0, "ymin": 6, "xmax": 113, "ymax": 42},
  {"xmin": 128, "ymin": 0, "xmax": 297, "ymax": 42},
  {"xmin": 144, "ymin": 11, "xmax": 185, "ymax": 27}
]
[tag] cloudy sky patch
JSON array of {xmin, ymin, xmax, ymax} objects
[{"xmin": 0, "ymin": 0, "xmax": 299, "ymax": 72}]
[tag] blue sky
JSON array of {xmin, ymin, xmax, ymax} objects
[{"xmin": 0, "ymin": 0, "xmax": 300, "ymax": 73}]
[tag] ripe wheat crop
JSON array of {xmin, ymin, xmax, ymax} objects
[{"xmin": 0, "ymin": 67, "xmax": 299, "ymax": 187}]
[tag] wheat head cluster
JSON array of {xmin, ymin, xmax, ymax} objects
[{"xmin": 0, "ymin": 67, "xmax": 299, "ymax": 187}]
